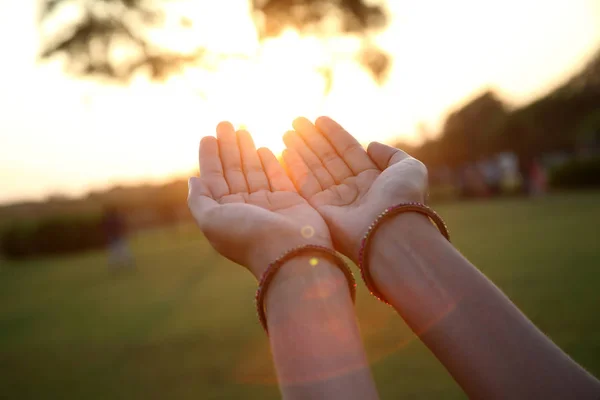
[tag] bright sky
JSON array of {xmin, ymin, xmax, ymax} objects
[{"xmin": 0, "ymin": 0, "xmax": 599, "ymax": 204}]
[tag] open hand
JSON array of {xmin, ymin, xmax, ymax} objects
[
  {"xmin": 282, "ymin": 117, "xmax": 428, "ymax": 263},
  {"xmin": 188, "ymin": 122, "xmax": 331, "ymax": 278}
]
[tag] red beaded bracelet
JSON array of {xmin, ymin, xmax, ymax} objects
[
  {"xmin": 357, "ymin": 202, "xmax": 450, "ymax": 305},
  {"xmin": 255, "ymin": 244, "xmax": 356, "ymax": 334}
]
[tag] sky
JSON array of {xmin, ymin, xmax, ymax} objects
[{"xmin": 0, "ymin": 0, "xmax": 599, "ymax": 204}]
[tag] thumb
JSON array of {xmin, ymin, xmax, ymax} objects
[
  {"xmin": 187, "ymin": 177, "xmax": 218, "ymax": 224},
  {"xmin": 367, "ymin": 142, "xmax": 410, "ymax": 170}
]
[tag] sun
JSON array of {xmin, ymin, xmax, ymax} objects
[
  {"xmin": 157, "ymin": 1, "xmax": 387, "ymax": 157},
  {"xmin": 105, "ymin": 30, "xmax": 335, "ymax": 183},
  {"xmin": 199, "ymin": 31, "xmax": 330, "ymax": 155},
  {"xmin": 158, "ymin": 2, "xmax": 332, "ymax": 155}
]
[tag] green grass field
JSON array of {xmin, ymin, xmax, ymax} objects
[{"xmin": 1, "ymin": 192, "xmax": 599, "ymax": 399}]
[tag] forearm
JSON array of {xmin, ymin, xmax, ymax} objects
[
  {"xmin": 265, "ymin": 253, "xmax": 378, "ymax": 400},
  {"xmin": 369, "ymin": 213, "xmax": 600, "ymax": 399}
]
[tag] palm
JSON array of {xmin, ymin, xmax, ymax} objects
[
  {"xmin": 188, "ymin": 123, "xmax": 331, "ymax": 278},
  {"xmin": 208, "ymin": 191, "xmax": 328, "ymax": 245},
  {"xmin": 218, "ymin": 190, "xmax": 304, "ymax": 211},
  {"xmin": 283, "ymin": 117, "xmax": 427, "ymax": 261}
]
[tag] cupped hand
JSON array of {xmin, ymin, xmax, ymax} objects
[
  {"xmin": 188, "ymin": 122, "xmax": 331, "ymax": 279},
  {"xmin": 282, "ymin": 117, "xmax": 428, "ymax": 263}
]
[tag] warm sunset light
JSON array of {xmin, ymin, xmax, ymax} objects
[
  {"xmin": 133, "ymin": 1, "xmax": 335, "ymax": 155},
  {"xmin": 2, "ymin": 3, "xmax": 600, "ymax": 398},
  {"xmin": 197, "ymin": 30, "xmax": 330, "ymax": 155},
  {"xmin": 0, "ymin": 0, "xmax": 599, "ymax": 202}
]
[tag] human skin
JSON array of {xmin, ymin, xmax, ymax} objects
[
  {"xmin": 187, "ymin": 122, "xmax": 379, "ymax": 400},
  {"xmin": 283, "ymin": 116, "xmax": 600, "ymax": 400}
]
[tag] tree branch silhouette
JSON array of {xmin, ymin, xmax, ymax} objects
[{"xmin": 39, "ymin": 0, "xmax": 390, "ymax": 86}]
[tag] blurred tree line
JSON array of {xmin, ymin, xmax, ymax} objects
[
  {"xmin": 0, "ymin": 180, "xmax": 190, "ymax": 259},
  {"xmin": 402, "ymin": 49, "xmax": 600, "ymax": 179}
]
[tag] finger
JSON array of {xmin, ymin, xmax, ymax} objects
[
  {"xmin": 293, "ymin": 117, "xmax": 353, "ymax": 183},
  {"xmin": 282, "ymin": 148, "xmax": 322, "ymax": 198},
  {"xmin": 199, "ymin": 136, "xmax": 229, "ymax": 198},
  {"xmin": 216, "ymin": 121, "xmax": 248, "ymax": 193},
  {"xmin": 187, "ymin": 177, "xmax": 219, "ymax": 227},
  {"xmin": 257, "ymin": 147, "xmax": 295, "ymax": 192},
  {"xmin": 366, "ymin": 141, "xmax": 410, "ymax": 170},
  {"xmin": 283, "ymin": 130, "xmax": 336, "ymax": 190},
  {"xmin": 315, "ymin": 116, "xmax": 377, "ymax": 174},
  {"xmin": 237, "ymin": 130, "xmax": 270, "ymax": 192}
]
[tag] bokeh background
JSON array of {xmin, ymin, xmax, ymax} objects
[{"xmin": 1, "ymin": 1, "xmax": 599, "ymax": 399}]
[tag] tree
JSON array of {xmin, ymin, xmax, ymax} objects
[
  {"xmin": 38, "ymin": 0, "xmax": 389, "ymax": 86},
  {"xmin": 504, "ymin": 47, "xmax": 600, "ymax": 156},
  {"xmin": 405, "ymin": 47, "xmax": 600, "ymax": 175},
  {"xmin": 434, "ymin": 91, "xmax": 508, "ymax": 168}
]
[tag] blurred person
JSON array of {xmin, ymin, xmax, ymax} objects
[
  {"xmin": 498, "ymin": 152, "xmax": 521, "ymax": 194},
  {"xmin": 102, "ymin": 205, "xmax": 134, "ymax": 270},
  {"xmin": 459, "ymin": 163, "xmax": 488, "ymax": 198},
  {"xmin": 479, "ymin": 157, "xmax": 502, "ymax": 196},
  {"xmin": 529, "ymin": 158, "xmax": 548, "ymax": 197},
  {"xmin": 188, "ymin": 118, "xmax": 600, "ymax": 400}
]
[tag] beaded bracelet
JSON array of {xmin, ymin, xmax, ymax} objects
[
  {"xmin": 255, "ymin": 244, "xmax": 356, "ymax": 334},
  {"xmin": 358, "ymin": 202, "xmax": 450, "ymax": 305}
]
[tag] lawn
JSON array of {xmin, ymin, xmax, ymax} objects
[{"xmin": 1, "ymin": 192, "xmax": 599, "ymax": 399}]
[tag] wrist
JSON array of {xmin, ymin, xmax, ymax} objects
[
  {"xmin": 354, "ymin": 203, "xmax": 447, "ymax": 262},
  {"xmin": 375, "ymin": 212, "xmax": 440, "ymax": 241},
  {"xmin": 249, "ymin": 233, "xmax": 333, "ymax": 279},
  {"xmin": 365, "ymin": 212, "xmax": 463, "ymax": 331},
  {"xmin": 368, "ymin": 211, "xmax": 446, "ymax": 280},
  {"xmin": 269, "ymin": 252, "xmax": 342, "ymax": 290},
  {"xmin": 256, "ymin": 245, "xmax": 356, "ymax": 333},
  {"xmin": 347, "ymin": 200, "xmax": 424, "ymax": 264},
  {"xmin": 265, "ymin": 253, "xmax": 351, "ymax": 318},
  {"xmin": 356, "ymin": 204, "xmax": 450, "ymax": 305}
]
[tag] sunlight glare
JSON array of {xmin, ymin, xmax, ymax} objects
[
  {"xmin": 12, "ymin": 0, "xmax": 596, "ymax": 202},
  {"xmin": 202, "ymin": 31, "xmax": 329, "ymax": 155},
  {"xmin": 158, "ymin": 1, "xmax": 334, "ymax": 155}
]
